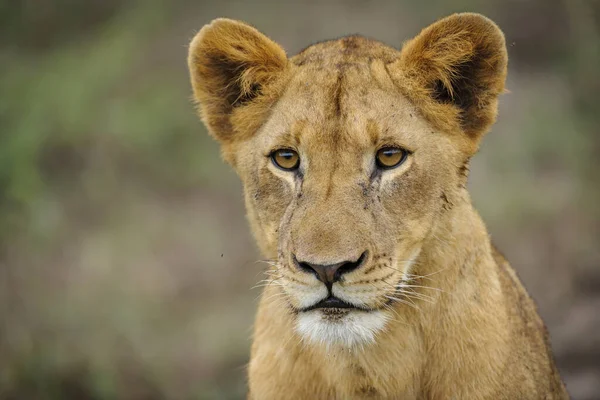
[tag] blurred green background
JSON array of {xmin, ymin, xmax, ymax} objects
[{"xmin": 0, "ymin": 0, "xmax": 598, "ymax": 399}]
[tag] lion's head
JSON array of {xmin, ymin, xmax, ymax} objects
[{"xmin": 188, "ymin": 13, "xmax": 507, "ymax": 347}]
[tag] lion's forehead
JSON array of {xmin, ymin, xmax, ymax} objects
[
  {"xmin": 291, "ymin": 35, "xmax": 399, "ymax": 67},
  {"xmin": 260, "ymin": 65, "xmax": 427, "ymax": 155}
]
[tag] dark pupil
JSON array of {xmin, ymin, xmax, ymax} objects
[
  {"xmin": 382, "ymin": 149, "xmax": 396, "ymax": 158},
  {"xmin": 280, "ymin": 152, "xmax": 294, "ymax": 159}
]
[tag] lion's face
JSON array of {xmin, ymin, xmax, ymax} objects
[
  {"xmin": 189, "ymin": 15, "xmax": 507, "ymax": 347},
  {"xmin": 235, "ymin": 60, "xmax": 462, "ymax": 346}
]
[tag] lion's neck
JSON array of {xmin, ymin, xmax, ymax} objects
[{"xmin": 416, "ymin": 192, "xmax": 495, "ymax": 292}]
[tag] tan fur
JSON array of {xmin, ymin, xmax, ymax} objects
[{"xmin": 188, "ymin": 13, "xmax": 568, "ymax": 399}]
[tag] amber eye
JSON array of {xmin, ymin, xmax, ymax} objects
[
  {"xmin": 375, "ymin": 147, "xmax": 407, "ymax": 169},
  {"xmin": 271, "ymin": 148, "xmax": 300, "ymax": 171}
]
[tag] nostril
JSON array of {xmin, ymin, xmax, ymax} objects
[
  {"xmin": 293, "ymin": 255, "xmax": 322, "ymax": 280},
  {"xmin": 334, "ymin": 251, "xmax": 368, "ymax": 280},
  {"xmin": 298, "ymin": 261, "xmax": 316, "ymax": 275}
]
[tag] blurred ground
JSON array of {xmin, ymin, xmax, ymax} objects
[{"xmin": 0, "ymin": 1, "xmax": 599, "ymax": 399}]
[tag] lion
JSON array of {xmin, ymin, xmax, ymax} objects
[{"xmin": 187, "ymin": 13, "xmax": 568, "ymax": 399}]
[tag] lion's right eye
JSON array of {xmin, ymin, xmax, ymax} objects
[
  {"xmin": 375, "ymin": 147, "xmax": 408, "ymax": 169},
  {"xmin": 271, "ymin": 149, "xmax": 300, "ymax": 171}
]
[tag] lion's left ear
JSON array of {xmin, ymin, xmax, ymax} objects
[{"xmin": 389, "ymin": 13, "xmax": 507, "ymax": 150}]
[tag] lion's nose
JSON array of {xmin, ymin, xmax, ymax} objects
[{"xmin": 295, "ymin": 251, "xmax": 368, "ymax": 290}]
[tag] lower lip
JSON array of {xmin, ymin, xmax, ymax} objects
[{"xmin": 302, "ymin": 299, "xmax": 365, "ymax": 312}]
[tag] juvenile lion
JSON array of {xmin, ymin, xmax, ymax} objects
[{"xmin": 188, "ymin": 13, "xmax": 568, "ymax": 399}]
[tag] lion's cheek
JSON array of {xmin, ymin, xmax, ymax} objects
[
  {"xmin": 244, "ymin": 171, "xmax": 295, "ymax": 257},
  {"xmin": 379, "ymin": 175, "xmax": 440, "ymax": 242}
]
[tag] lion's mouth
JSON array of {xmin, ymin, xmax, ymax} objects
[{"xmin": 300, "ymin": 296, "xmax": 371, "ymax": 312}]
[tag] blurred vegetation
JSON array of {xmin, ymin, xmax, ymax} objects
[
  {"xmin": 0, "ymin": 1, "xmax": 222, "ymax": 243},
  {"xmin": 0, "ymin": 0, "xmax": 598, "ymax": 399}
]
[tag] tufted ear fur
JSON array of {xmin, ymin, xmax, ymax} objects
[
  {"xmin": 389, "ymin": 13, "xmax": 507, "ymax": 153},
  {"xmin": 188, "ymin": 19, "xmax": 289, "ymax": 143}
]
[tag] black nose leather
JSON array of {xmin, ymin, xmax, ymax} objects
[{"xmin": 295, "ymin": 252, "xmax": 367, "ymax": 289}]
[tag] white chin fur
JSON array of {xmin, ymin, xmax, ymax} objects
[{"xmin": 295, "ymin": 309, "xmax": 388, "ymax": 348}]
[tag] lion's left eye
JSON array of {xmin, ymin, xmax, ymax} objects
[
  {"xmin": 375, "ymin": 147, "xmax": 407, "ymax": 169},
  {"xmin": 271, "ymin": 148, "xmax": 300, "ymax": 171}
]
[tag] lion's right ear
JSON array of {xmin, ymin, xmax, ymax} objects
[{"xmin": 188, "ymin": 19, "xmax": 288, "ymax": 143}]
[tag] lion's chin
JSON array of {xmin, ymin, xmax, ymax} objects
[{"xmin": 295, "ymin": 308, "xmax": 388, "ymax": 348}]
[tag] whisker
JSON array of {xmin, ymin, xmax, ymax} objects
[
  {"xmin": 280, "ymin": 328, "xmax": 298, "ymax": 351},
  {"xmin": 262, "ymin": 273, "xmax": 284, "ymax": 281},
  {"xmin": 250, "ymin": 281, "xmax": 283, "ymax": 290},
  {"xmin": 404, "ymin": 266, "xmax": 449, "ymax": 280},
  {"xmin": 402, "ymin": 272, "xmax": 436, "ymax": 282},
  {"xmin": 384, "ymin": 294, "xmax": 421, "ymax": 312},
  {"xmin": 397, "ymin": 284, "xmax": 446, "ymax": 293},
  {"xmin": 375, "ymin": 278, "xmax": 438, "ymax": 305},
  {"xmin": 265, "ymin": 270, "xmax": 283, "ymax": 278},
  {"xmin": 381, "ymin": 303, "xmax": 411, "ymax": 328},
  {"xmin": 396, "ymin": 289, "xmax": 435, "ymax": 304},
  {"xmin": 394, "ymin": 290, "xmax": 421, "ymax": 307},
  {"xmin": 253, "ymin": 277, "xmax": 280, "ymax": 285},
  {"xmin": 379, "ymin": 278, "xmax": 433, "ymax": 300},
  {"xmin": 254, "ymin": 259, "xmax": 277, "ymax": 264},
  {"xmin": 270, "ymin": 297, "xmax": 290, "ymax": 309},
  {"xmin": 379, "ymin": 264, "xmax": 409, "ymax": 274},
  {"xmin": 262, "ymin": 292, "xmax": 288, "ymax": 304}
]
